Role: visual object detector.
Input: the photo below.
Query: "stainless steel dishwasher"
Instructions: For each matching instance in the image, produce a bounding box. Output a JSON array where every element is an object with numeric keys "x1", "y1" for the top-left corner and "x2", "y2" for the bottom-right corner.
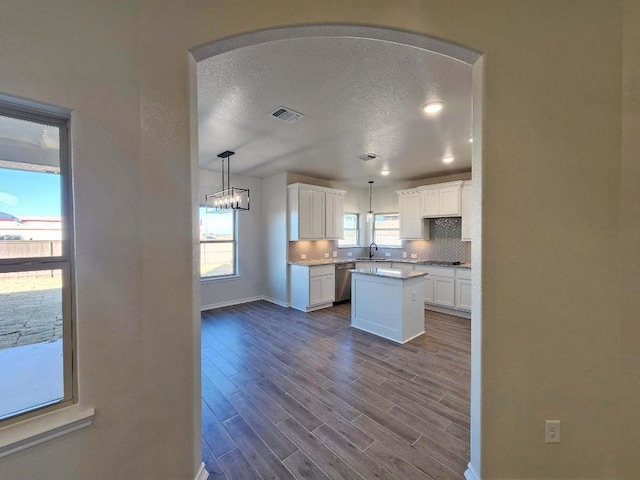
[{"x1": 335, "y1": 262, "x2": 355, "y2": 302}]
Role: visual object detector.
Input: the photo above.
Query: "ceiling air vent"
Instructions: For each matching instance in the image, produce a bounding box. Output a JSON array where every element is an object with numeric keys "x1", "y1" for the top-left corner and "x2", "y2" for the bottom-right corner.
[
  {"x1": 270, "y1": 106, "x2": 304, "y2": 123},
  {"x1": 357, "y1": 153, "x2": 380, "y2": 162}
]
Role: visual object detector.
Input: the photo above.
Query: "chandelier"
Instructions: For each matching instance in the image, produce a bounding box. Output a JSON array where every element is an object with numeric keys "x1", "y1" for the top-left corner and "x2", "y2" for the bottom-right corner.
[{"x1": 206, "y1": 150, "x2": 250, "y2": 213}]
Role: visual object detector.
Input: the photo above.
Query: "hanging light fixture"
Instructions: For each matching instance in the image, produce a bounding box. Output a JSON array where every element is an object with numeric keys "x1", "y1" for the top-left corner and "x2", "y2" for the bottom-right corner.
[
  {"x1": 205, "y1": 150, "x2": 250, "y2": 213},
  {"x1": 367, "y1": 180, "x2": 374, "y2": 223}
]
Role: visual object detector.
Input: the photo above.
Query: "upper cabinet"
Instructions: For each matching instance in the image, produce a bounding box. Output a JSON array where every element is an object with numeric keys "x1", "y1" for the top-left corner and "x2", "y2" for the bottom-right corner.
[
  {"x1": 420, "y1": 182, "x2": 462, "y2": 217},
  {"x1": 288, "y1": 183, "x2": 345, "y2": 241},
  {"x1": 398, "y1": 191, "x2": 425, "y2": 239},
  {"x1": 397, "y1": 181, "x2": 464, "y2": 240},
  {"x1": 325, "y1": 191, "x2": 344, "y2": 239},
  {"x1": 460, "y1": 180, "x2": 472, "y2": 242}
]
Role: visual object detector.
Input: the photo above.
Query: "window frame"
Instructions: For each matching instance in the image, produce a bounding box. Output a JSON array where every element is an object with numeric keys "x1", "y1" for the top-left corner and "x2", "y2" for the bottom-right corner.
[
  {"x1": 338, "y1": 212, "x2": 360, "y2": 248},
  {"x1": 372, "y1": 212, "x2": 402, "y2": 248},
  {"x1": 0, "y1": 101, "x2": 75, "y2": 426},
  {"x1": 199, "y1": 207, "x2": 237, "y2": 280}
]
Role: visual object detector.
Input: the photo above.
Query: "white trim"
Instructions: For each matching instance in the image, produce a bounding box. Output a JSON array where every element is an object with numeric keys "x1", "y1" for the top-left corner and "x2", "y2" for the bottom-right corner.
[
  {"x1": 194, "y1": 462, "x2": 209, "y2": 480},
  {"x1": 0, "y1": 406, "x2": 94, "y2": 459},
  {"x1": 200, "y1": 274, "x2": 241, "y2": 284},
  {"x1": 464, "y1": 462, "x2": 480, "y2": 480},
  {"x1": 201, "y1": 296, "x2": 264, "y2": 312},
  {"x1": 191, "y1": 25, "x2": 482, "y2": 65},
  {"x1": 262, "y1": 296, "x2": 290, "y2": 308}
]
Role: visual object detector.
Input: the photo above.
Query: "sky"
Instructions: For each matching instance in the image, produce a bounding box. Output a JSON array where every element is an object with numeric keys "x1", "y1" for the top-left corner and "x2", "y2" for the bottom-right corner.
[
  {"x1": 0, "y1": 168, "x2": 61, "y2": 217},
  {"x1": 199, "y1": 206, "x2": 234, "y2": 236}
]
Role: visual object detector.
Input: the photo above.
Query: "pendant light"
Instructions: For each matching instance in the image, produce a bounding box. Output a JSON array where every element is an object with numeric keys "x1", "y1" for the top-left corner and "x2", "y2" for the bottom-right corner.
[
  {"x1": 205, "y1": 150, "x2": 250, "y2": 213},
  {"x1": 367, "y1": 180, "x2": 374, "y2": 223}
]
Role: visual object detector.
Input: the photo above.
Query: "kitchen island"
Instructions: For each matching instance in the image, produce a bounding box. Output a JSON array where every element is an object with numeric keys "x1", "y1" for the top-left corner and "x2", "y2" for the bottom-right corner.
[{"x1": 351, "y1": 267, "x2": 428, "y2": 344}]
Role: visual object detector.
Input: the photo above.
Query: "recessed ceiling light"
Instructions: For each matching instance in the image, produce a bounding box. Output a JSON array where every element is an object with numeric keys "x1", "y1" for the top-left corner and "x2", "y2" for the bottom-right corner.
[
  {"x1": 422, "y1": 101, "x2": 444, "y2": 114},
  {"x1": 380, "y1": 169, "x2": 390, "y2": 176},
  {"x1": 442, "y1": 156, "x2": 455, "y2": 164},
  {"x1": 468, "y1": 137, "x2": 473, "y2": 143}
]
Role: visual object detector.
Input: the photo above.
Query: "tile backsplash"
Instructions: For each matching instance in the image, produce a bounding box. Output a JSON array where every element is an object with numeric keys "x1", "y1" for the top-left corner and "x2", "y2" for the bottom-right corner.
[{"x1": 288, "y1": 217, "x2": 471, "y2": 263}]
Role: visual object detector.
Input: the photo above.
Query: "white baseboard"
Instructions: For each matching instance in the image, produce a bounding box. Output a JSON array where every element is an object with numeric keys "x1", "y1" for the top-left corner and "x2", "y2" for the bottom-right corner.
[
  {"x1": 201, "y1": 296, "x2": 264, "y2": 312},
  {"x1": 194, "y1": 462, "x2": 208, "y2": 480},
  {"x1": 426, "y1": 304, "x2": 471, "y2": 319},
  {"x1": 464, "y1": 462, "x2": 480, "y2": 480},
  {"x1": 262, "y1": 296, "x2": 290, "y2": 308}
]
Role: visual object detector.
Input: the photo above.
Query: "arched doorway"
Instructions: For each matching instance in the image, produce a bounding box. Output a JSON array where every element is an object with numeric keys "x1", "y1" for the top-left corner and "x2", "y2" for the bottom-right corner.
[{"x1": 192, "y1": 25, "x2": 483, "y2": 480}]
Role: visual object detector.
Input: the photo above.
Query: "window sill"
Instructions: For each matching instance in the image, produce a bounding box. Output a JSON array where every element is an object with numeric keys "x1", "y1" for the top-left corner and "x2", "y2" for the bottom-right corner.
[
  {"x1": 201, "y1": 274, "x2": 241, "y2": 284},
  {"x1": 0, "y1": 405, "x2": 94, "y2": 459}
]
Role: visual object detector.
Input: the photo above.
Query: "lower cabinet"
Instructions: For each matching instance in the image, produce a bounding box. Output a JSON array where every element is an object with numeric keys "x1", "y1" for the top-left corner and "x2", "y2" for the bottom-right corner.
[
  {"x1": 454, "y1": 267, "x2": 472, "y2": 311},
  {"x1": 414, "y1": 265, "x2": 470, "y2": 315},
  {"x1": 290, "y1": 264, "x2": 335, "y2": 312}
]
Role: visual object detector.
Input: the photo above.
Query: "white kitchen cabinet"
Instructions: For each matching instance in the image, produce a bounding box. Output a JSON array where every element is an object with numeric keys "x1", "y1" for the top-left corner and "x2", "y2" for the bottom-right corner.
[
  {"x1": 461, "y1": 181, "x2": 472, "y2": 242},
  {"x1": 433, "y1": 276, "x2": 455, "y2": 307},
  {"x1": 289, "y1": 183, "x2": 345, "y2": 241},
  {"x1": 455, "y1": 278, "x2": 472, "y2": 311},
  {"x1": 454, "y1": 267, "x2": 472, "y2": 311},
  {"x1": 414, "y1": 265, "x2": 455, "y2": 308},
  {"x1": 439, "y1": 185, "x2": 461, "y2": 216},
  {"x1": 421, "y1": 189, "x2": 440, "y2": 217},
  {"x1": 419, "y1": 181, "x2": 463, "y2": 217},
  {"x1": 398, "y1": 192, "x2": 425, "y2": 239},
  {"x1": 325, "y1": 191, "x2": 345, "y2": 239},
  {"x1": 397, "y1": 181, "x2": 463, "y2": 222},
  {"x1": 290, "y1": 264, "x2": 335, "y2": 312}
]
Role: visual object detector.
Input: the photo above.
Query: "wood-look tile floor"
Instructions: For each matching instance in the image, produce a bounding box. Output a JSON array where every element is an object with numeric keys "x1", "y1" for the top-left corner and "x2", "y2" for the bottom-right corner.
[{"x1": 201, "y1": 300, "x2": 470, "y2": 480}]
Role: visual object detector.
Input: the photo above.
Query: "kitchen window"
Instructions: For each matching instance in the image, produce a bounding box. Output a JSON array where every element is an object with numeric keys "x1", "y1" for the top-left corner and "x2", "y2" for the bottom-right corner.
[
  {"x1": 373, "y1": 213, "x2": 401, "y2": 247},
  {"x1": 0, "y1": 102, "x2": 74, "y2": 424},
  {"x1": 199, "y1": 207, "x2": 236, "y2": 278},
  {"x1": 338, "y1": 213, "x2": 359, "y2": 247}
]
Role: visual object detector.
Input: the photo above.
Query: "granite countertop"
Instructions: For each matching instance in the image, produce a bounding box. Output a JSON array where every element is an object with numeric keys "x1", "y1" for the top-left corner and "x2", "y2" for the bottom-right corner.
[
  {"x1": 289, "y1": 258, "x2": 471, "y2": 269},
  {"x1": 288, "y1": 259, "x2": 354, "y2": 266},
  {"x1": 351, "y1": 267, "x2": 429, "y2": 280}
]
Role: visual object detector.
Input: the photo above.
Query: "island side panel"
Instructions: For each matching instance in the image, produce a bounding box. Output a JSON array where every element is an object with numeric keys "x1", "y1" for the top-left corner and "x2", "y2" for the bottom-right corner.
[
  {"x1": 401, "y1": 276, "x2": 427, "y2": 342},
  {"x1": 351, "y1": 273, "x2": 403, "y2": 342}
]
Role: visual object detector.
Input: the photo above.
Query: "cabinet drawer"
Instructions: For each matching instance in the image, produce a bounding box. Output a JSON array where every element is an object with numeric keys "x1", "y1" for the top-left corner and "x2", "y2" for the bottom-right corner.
[
  {"x1": 456, "y1": 268, "x2": 471, "y2": 280},
  {"x1": 309, "y1": 265, "x2": 335, "y2": 277}
]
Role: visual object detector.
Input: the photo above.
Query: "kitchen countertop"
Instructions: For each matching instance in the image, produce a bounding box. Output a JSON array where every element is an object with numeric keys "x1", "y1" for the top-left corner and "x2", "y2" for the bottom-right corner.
[
  {"x1": 351, "y1": 267, "x2": 429, "y2": 280},
  {"x1": 289, "y1": 258, "x2": 471, "y2": 269}
]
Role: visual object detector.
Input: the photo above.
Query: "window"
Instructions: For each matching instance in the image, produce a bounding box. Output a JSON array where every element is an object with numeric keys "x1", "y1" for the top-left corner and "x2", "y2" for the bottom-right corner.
[
  {"x1": 199, "y1": 207, "x2": 236, "y2": 278},
  {"x1": 0, "y1": 103, "x2": 73, "y2": 423},
  {"x1": 373, "y1": 213, "x2": 401, "y2": 247},
  {"x1": 338, "y1": 213, "x2": 359, "y2": 247}
]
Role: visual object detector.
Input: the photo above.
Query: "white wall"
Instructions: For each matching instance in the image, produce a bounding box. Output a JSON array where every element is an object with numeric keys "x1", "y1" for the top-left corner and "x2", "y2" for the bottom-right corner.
[
  {"x1": 0, "y1": 2, "x2": 636, "y2": 480},
  {"x1": 262, "y1": 173, "x2": 288, "y2": 305},
  {"x1": 198, "y1": 170, "x2": 264, "y2": 309},
  {"x1": 0, "y1": 2, "x2": 144, "y2": 479}
]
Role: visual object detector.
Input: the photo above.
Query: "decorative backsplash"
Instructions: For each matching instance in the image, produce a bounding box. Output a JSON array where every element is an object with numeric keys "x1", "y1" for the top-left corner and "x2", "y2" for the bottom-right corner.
[{"x1": 288, "y1": 217, "x2": 471, "y2": 263}]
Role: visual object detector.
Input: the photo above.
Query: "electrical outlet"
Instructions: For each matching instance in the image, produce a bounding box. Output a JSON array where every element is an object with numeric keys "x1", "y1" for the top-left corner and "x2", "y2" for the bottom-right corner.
[
  {"x1": 545, "y1": 420, "x2": 560, "y2": 443},
  {"x1": 385, "y1": 252, "x2": 391, "y2": 257},
  {"x1": 301, "y1": 254, "x2": 307, "y2": 260},
  {"x1": 411, "y1": 253, "x2": 418, "y2": 259},
  {"x1": 324, "y1": 253, "x2": 329, "y2": 258},
  {"x1": 332, "y1": 251, "x2": 337, "y2": 258},
  {"x1": 402, "y1": 251, "x2": 407, "y2": 258},
  {"x1": 347, "y1": 252, "x2": 352, "y2": 257}
]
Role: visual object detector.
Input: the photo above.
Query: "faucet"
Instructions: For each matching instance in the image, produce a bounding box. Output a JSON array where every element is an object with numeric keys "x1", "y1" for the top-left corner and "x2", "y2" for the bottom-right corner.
[{"x1": 368, "y1": 242, "x2": 378, "y2": 258}]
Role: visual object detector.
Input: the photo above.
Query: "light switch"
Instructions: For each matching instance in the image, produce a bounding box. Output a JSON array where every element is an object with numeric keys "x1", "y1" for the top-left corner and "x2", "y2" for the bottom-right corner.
[{"x1": 301, "y1": 254, "x2": 307, "y2": 259}]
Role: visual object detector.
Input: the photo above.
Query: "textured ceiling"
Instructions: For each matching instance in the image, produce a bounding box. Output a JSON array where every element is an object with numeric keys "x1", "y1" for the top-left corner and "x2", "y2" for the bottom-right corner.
[{"x1": 197, "y1": 37, "x2": 472, "y2": 186}]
